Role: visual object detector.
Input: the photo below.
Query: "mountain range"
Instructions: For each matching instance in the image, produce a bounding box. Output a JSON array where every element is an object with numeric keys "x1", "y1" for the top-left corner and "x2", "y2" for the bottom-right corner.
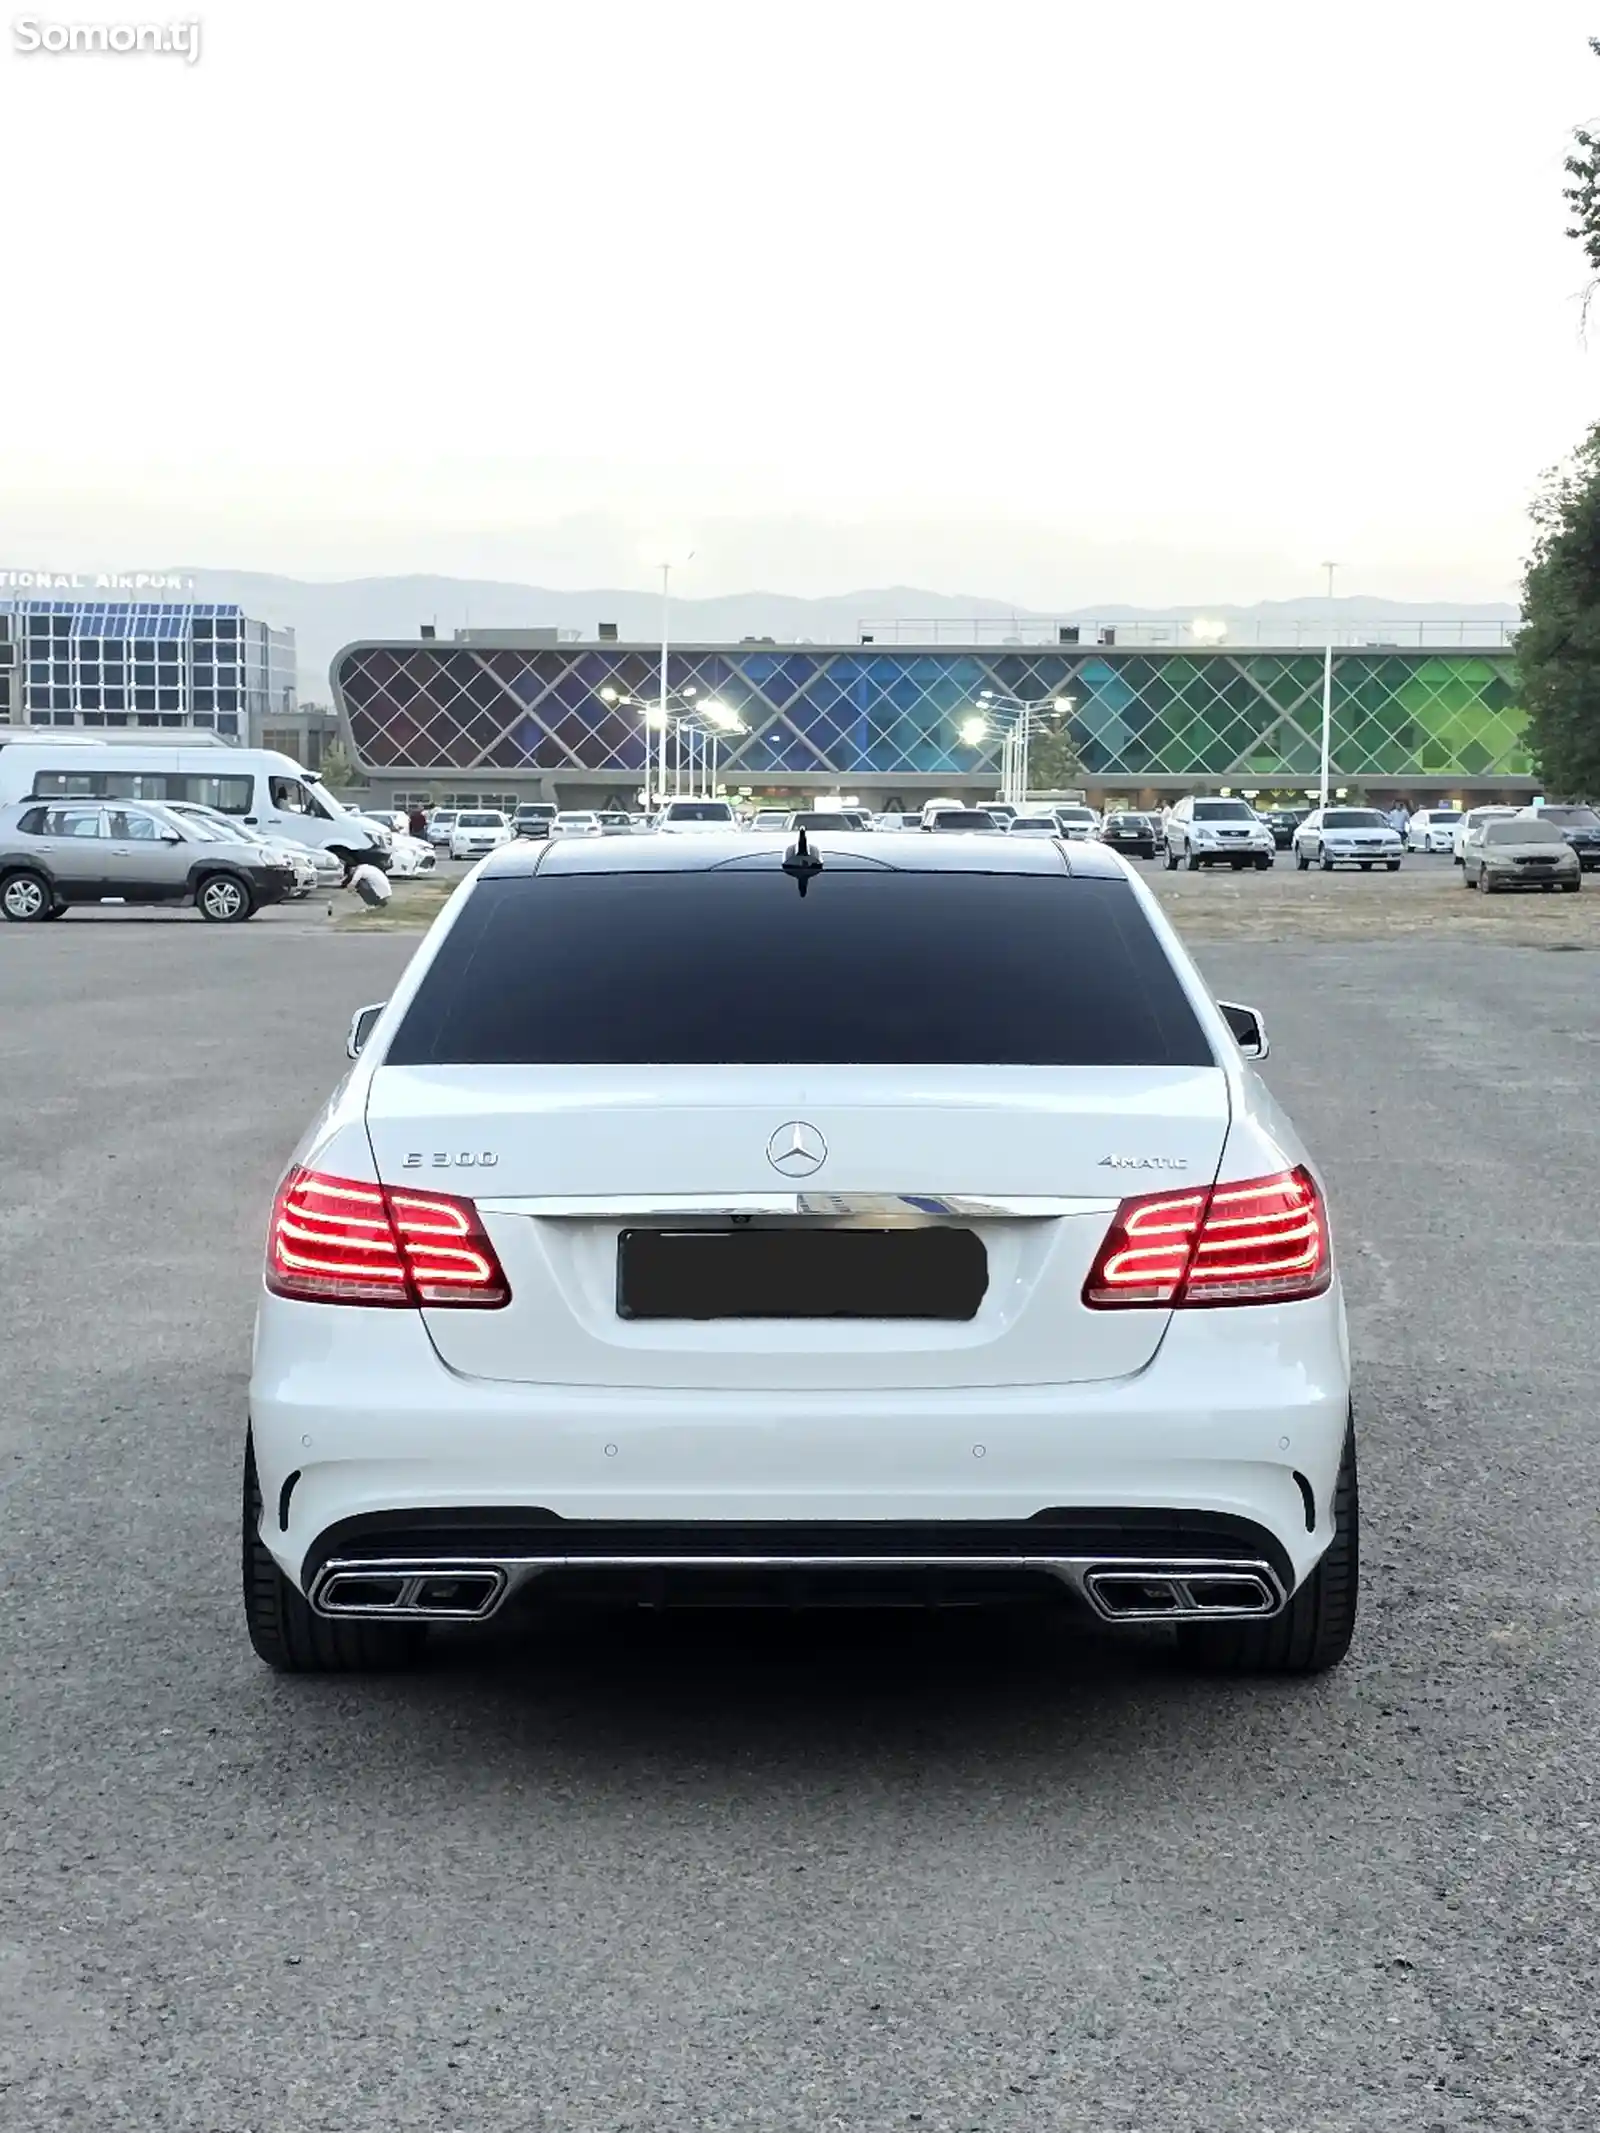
[{"x1": 156, "y1": 570, "x2": 1520, "y2": 700}]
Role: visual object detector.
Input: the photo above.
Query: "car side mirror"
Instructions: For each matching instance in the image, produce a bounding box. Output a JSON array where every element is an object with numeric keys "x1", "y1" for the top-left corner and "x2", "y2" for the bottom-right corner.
[
  {"x1": 159, "y1": 830, "x2": 183, "y2": 844},
  {"x1": 1217, "y1": 1001, "x2": 1270, "y2": 1060},
  {"x1": 346, "y1": 1001, "x2": 386, "y2": 1059}
]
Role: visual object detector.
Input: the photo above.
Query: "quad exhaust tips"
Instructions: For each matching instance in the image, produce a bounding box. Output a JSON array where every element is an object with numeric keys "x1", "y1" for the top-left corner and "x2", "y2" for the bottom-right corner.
[
  {"x1": 1082, "y1": 1564, "x2": 1281, "y2": 1622},
  {"x1": 308, "y1": 1552, "x2": 1285, "y2": 1625}
]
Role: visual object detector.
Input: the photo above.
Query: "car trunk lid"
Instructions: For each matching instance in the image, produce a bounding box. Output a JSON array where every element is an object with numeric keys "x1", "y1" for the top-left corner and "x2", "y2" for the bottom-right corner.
[{"x1": 363, "y1": 1063, "x2": 1231, "y2": 1392}]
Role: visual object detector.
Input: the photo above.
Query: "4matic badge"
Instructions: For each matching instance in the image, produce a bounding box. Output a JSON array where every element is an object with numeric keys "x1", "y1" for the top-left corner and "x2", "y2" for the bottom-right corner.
[{"x1": 1098, "y1": 1155, "x2": 1189, "y2": 1171}]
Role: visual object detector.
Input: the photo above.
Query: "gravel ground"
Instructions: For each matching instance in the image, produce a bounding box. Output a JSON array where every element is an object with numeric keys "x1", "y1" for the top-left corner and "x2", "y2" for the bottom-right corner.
[{"x1": 2, "y1": 920, "x2": 1598, "y2": 2131}]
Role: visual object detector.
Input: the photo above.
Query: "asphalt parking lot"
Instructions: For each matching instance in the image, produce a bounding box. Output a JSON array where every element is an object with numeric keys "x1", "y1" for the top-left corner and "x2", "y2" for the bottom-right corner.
[{"x1": 4, "y1": 917, "x2": 1600, "y2": 2131}]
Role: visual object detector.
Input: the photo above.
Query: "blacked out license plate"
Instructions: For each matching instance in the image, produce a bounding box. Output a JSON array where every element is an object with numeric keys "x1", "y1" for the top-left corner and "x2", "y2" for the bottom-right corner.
[{"x1": 616, "y1": 1227, "x2": 988, "y2": 1321}]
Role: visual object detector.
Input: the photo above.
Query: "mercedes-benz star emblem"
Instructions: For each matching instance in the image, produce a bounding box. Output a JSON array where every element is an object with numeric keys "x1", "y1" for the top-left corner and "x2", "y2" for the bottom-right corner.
[{"x1": 766, "y1": 1121, "x2": 828, "y2": 1177}]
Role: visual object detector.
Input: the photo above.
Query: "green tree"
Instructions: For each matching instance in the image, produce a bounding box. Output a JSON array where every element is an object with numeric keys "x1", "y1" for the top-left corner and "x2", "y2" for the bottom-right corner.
[
  {"x1": 1518, "y1": 425, "x2": 1600, "y2": 798},
  {"x1": 1565, "y1": 42, "x2": 1600, "y2": 293},
  {"x1": 318, "y1": 739, "x2": 360, "y2": 790},
  {"x1": 1027, "y1": 706, "x2": 1085, "y2": 794}
]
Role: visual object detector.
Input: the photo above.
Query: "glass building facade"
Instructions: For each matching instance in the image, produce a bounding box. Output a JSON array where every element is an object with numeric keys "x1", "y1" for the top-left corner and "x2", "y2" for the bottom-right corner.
[
  {"x1": 0, "y1": 601, "x2": 296, "y2": 743},
  {"x1": 335, "y1": 639, "x2": 1529, "y2": 800}
]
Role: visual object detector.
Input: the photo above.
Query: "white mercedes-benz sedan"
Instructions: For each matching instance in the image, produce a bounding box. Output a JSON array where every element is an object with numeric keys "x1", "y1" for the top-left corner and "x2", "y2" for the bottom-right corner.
[{"x1": 245, "y1": 831, "x2": 1356, "y2": 1678}]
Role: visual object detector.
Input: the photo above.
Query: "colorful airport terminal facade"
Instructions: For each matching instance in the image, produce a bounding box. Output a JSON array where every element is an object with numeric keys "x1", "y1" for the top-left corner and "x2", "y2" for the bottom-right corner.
[{"x1": 334, "y1": 630, "x2": 1531, "y2": 816}]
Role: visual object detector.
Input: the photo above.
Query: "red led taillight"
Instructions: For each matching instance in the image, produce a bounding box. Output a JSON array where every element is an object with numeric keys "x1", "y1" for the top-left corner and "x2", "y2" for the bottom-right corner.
[
  {"x1": 1082, "y1": 1165, "x2": 1330, "y2": 1310},
  {"x1": 265, "y1": 1167, "x2": 510, "y2": 1309}
]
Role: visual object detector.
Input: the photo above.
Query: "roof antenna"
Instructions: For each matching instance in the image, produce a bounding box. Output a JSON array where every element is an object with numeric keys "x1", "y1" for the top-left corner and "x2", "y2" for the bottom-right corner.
[{"x1": 782, "y1": 824, "x2": 824, "y2": 895}]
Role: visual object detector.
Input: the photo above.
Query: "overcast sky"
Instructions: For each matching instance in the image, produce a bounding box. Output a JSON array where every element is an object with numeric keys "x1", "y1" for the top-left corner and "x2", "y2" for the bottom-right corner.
[{"x1": 3, "y1": 0, "x2": 1596, "y2": 604}]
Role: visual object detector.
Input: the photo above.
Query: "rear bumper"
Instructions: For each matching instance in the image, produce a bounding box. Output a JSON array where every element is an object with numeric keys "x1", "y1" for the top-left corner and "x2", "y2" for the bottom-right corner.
[{"x1": 249, "y1": 1287, "x2": 1352, "y2": 1602}]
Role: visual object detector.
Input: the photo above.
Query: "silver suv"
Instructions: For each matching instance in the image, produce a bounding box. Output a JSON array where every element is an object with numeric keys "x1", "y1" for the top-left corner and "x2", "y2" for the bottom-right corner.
[
  {"x1": 1164, "y1": 798, "x2": 1276, "y2": 871},
  {"x1": 0, "y1": 800, "x2": 296, "y2": 922}
]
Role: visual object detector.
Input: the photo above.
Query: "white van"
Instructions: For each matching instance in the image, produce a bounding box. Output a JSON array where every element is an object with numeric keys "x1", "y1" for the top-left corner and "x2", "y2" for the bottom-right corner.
[{"x1": 0, "y1": 740, "x2": 390, "y2": 871}]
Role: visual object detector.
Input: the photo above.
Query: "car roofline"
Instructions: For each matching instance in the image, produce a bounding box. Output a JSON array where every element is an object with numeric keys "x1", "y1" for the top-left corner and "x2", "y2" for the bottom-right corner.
[{"x1": 476, "y1": 830, "x2": 1135, "y2": 879}]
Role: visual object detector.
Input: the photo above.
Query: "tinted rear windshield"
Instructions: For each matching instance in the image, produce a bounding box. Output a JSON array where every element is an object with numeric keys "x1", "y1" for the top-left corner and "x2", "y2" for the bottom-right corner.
[
  {"x1": 388, "y1": 872, "x2": 1214, "y2": 1068},
  {"x1": 1538, "y1": 808, "x2": 1599, "y2": 826},
  {"x1": 1322, "y1": 810, "x2": 1385, "y2": 828},
  {"x1": 1192, "y1": 800, "x2": 1253, "y2": 821},
  {"x1": 664, "y1": 803, "x2": 734, "y2": 822}
]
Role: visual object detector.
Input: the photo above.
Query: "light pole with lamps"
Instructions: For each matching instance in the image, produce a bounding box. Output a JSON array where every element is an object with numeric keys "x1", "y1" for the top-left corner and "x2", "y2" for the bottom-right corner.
[
  {"x1": 599, "y1": 683, "x2": 701, "y2": 807},
  {"x1": 656, "y1": 552, "x2": 695, "y2": 807},
  {"x1": 696, "y1": 698, "x2": 745, "y2": 797},
  {"x1": 972, "y1": 689, "x2": 1077, "y2": 805},
  {"x1": 1319, "y1": 561, "x2": 1338, "y2": 809}
]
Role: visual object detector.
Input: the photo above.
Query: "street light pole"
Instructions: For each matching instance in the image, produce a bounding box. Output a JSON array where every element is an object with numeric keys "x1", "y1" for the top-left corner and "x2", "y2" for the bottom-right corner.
[
  {"x1": 1319, "y1": 561, "x2": 1337, "y2": 809},
  {"x1": 657, "y1": 563, "x2": 671, "y2": 812}
]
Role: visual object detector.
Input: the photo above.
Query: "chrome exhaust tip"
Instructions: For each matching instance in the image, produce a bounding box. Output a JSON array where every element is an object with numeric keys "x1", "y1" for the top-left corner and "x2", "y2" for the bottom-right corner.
[
  {"x1": 312, "y1": 1562, "x2": 508, "y2": 1622},
  {"x1": 1083, "y1": 1562, "x2": 1281, "y2": 1623}
]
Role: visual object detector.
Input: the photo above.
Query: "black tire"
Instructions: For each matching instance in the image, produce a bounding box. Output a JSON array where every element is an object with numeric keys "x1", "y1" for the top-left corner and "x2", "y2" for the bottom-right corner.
[
  {"x1": 1295, "y1": 846, "x2": 1309, "y2": 871},
  {"x1": 1177, "y1": 1422, "x2": 1359, "y2": 1676},
  {"x1": 1185, "y1": 850, "x2": 1201, "y2": 871},
  {"x1": 241, "y1": 1436, "x2": 425, "y2": 1674},
  {"x1": 1, "y1": 870, "x2": 53, "y2": 922},
  {"x1": 1563, "y1": 878, "x2": 1582, "y2": 893},
  {"x1": 1320, "y1": 851, "x2": 1335, "y2": 872},
  {"x1": 1255, "y1": 855, "x2": 1272, "y2": 870},
  {"x1": 1386, "y1": 861, "x2": 1401, "y2": 872},
  {"x1": 1164, "y1": 844, "x2": 1180, "y2": 871},
  {"x1": 1479, "y1": 868, "x2": 1498, "y2": 895},
  {"x1": 196, "y1": 872, "x2": 256, "y2": 923}
]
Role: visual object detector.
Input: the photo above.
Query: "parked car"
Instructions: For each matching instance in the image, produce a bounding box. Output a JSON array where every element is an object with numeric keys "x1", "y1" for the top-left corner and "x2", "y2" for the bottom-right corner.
[
  {"x1": 1051, "y1": 805, "x2": 1101, "y2": 842},
  {"x1": 1461, "y1": 816, "x2": 1581, "y2": 893},
  {"x1": 552, "y1": 810, "x2": 604, "y2": 839},
  {"x1": 787, "y1": 810, "x2": 861, "y2": 833},
  {"x1": 598, "y1": 810, "x2": 636, "y2": 835},
  {"x1": 1293, "y1": 808, "x2": 1402, "y2": 872},
  {"x1": 656, "y1": 799, "x2": 739, "y2": 833},
  {"x1": 1406, "y1": 808, "x2": 1462, "y2": 854},
  {"x1": 449, "y1": 811, "x2": 513, "y2": 861},
  {"x1": 922, "y1": 809, "x2": 1002, "y2": 833},
  {"x1": 1520, "y1": 804, "x2": 1600, "y2": 871},
  {"x1": 425, "y1": 809, "x2": 459, "y2": 849},
  {"x1": 0, "y1": 799, "x2": 296, "y2": 921},
  {"x1": 1097, "y1": 811, "x2": 1159, "y2": 859},
  {"x1": 386, "y1": 832, "x2": 438, "y2": 876},
  {"x1": 1164, "y1": 798, "x2": 1275, "y2": 871},
  {"x1": 984, "y1": 803, "x2": 1018, "y2": 826},
  {"x1": 512, "y1": 804, "x2": 558, "y2": 841},
  {"x1": 750, "y1": 808, "x2": 792, "y2": 831},
  {"x1": 1451, "y1": 806, "x2": 1520, "y2": 864},
  {"x1": 1258, "y1": 808, "x2": 1307, "y2": 849},
  {"x1": 162, "y1": 800, "x2": 326, "y2": 897},
  {"x1": 244, "y1": 829, "x2": 1355, "y2": 1679},
  {"x1": 1007, "y1": 813, "x2": 1065, "y2": 837}
]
